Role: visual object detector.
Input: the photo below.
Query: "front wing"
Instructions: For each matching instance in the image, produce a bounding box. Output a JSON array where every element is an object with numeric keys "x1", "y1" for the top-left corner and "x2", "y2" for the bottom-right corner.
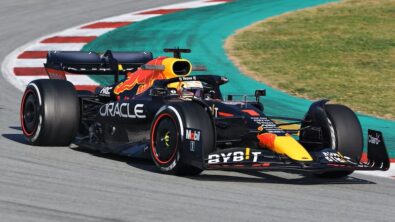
[{"x1": 204, "y1": 130, "x2": 390, "y2": 173}]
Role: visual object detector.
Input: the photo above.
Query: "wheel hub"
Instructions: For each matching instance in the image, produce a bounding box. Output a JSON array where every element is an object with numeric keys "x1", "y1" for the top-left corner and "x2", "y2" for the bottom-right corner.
[
  {"x1": 161, "y1": 131, "x2": 171, "y2": 148},
  {"x1": 152, "y1": 115, "x2": 178, "y2": 164}
]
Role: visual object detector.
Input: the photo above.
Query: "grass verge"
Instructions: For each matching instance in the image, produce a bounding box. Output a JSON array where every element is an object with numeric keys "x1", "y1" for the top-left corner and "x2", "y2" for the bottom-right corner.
[{"x1": 225, "y1": 0, "x2": 395, "y2": 119}]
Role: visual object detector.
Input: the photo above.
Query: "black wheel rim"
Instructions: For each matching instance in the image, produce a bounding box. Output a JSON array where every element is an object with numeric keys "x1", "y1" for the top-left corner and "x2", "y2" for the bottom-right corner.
[
  {"x1": 153, "y1": 117, "x2": 178, "y2": 164},
  {"x1": 23, "y1": 92, "x2": 39, "y2": 135}
]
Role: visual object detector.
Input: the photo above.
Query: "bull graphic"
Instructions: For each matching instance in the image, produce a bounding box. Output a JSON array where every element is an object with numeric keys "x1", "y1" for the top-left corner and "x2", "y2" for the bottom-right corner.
[{"x1": 114, "y1": 56, "x2": 192, "y2": 95}]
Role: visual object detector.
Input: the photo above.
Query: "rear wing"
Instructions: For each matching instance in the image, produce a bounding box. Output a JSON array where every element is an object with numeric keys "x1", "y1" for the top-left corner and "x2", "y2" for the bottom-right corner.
[{"x1": 44, "y1": 50, "x2": 153, "y2": 82}]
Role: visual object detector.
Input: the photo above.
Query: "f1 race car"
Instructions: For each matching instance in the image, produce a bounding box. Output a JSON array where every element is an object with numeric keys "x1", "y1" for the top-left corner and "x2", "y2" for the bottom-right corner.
[{"x1": 20, "y1": 48, "x2": 390, "y2": 178}]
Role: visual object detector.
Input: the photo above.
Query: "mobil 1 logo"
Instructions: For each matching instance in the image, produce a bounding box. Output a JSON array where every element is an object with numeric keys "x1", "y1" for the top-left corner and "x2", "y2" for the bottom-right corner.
[{"x1": 184, "y1": 128, "x2": 201, "y2": 152}]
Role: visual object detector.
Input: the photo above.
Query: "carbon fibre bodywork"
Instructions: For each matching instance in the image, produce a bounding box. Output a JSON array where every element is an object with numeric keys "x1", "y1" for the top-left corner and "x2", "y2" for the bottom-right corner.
[
  {"x1": 25, "y1": 49, "x2": 390, "y2": 174},
  {"x1": 75, "y1": 75, "x2": 390, "y2": 173}
]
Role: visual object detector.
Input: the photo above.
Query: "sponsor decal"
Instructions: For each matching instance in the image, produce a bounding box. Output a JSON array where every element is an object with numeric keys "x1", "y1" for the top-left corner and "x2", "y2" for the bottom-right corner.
[
  {"x1": 252, "y1": 117, "x2": 284, "y2": 134},
  {"x1": 210, "y1": 104, "x2": 218, "y2": 117},
  {"x1": 368, "y1": 133, "x2": 381, "y2": 145},
  {"x1": 185, "y1": 129, "x2": 200, "y2": 141},
  {"x1": 190, "y1": 141, "x2": 195, "y2": 152},
  {"x1": 322, "y1": 152, "x2": 354, "y2": 164},
  {"x1": 208, "y1": 149, "x2": 262, "y2": 164},
  {"x1": 99, "y1": 86, "x2": 112, "y2": 97},
  {"x1": 99, "y1": 103, "x2": 146, "y2": 118},
  {"x1": 180, "y1": 76, "x2": 196, "y2": 81}
]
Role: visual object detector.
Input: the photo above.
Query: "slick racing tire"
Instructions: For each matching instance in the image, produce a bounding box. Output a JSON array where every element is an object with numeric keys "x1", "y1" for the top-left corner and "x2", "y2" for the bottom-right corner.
[
  {"x1": 20, "y1": 79, "x2": 80, "y2": 146},
  {"x1": 314, "y1": 104, "x2": 363, "y2": 178},
  {"x1": 150, "y1": 103, "x2": 214, "y2": 176}
]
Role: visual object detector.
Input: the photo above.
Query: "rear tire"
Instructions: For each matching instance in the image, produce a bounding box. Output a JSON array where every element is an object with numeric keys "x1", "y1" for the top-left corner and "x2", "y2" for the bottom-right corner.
[
  {"x1": 20, "y1": 79, "x2": 80, "y2": 146},
  {"x1": 314, "y1": 104, "x2": 363, "y2": 178}
]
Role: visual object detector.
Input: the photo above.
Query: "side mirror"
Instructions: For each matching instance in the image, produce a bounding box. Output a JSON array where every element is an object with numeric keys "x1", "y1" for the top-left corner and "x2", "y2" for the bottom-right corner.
[
  {"x1": 255, "y1": 89, "x2": 266, "y2": 102},
  {"x1": 255, "y1": 89, "x2": 266, "y2": 97}
]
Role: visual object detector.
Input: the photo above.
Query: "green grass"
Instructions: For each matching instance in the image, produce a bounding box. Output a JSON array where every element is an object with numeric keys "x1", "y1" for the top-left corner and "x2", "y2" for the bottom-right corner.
[{"x1": 226, "y1": 0, "x2": 395, "y2": 119}]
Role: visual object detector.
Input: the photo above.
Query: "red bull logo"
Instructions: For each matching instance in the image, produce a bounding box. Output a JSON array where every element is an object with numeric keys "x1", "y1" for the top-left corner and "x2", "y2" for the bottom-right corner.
[
  {"x1": 114, "y1": 57, "x2": 167, "y2": 95},
  {"x1": 114, "y1": 56, "x2": 192, "y2": 96},
  {"x1": 114, "y1": 69, "x2": 166, "y2": 95}
]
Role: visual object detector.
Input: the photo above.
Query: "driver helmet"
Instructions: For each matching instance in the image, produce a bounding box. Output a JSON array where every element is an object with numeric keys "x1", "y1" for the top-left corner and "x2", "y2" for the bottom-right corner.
[{"x1": 178, "y1": 81, "x2": 203, "y2": 98}]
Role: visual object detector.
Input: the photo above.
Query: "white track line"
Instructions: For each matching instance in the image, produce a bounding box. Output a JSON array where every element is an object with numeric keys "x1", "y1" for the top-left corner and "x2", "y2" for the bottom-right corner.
[
  {"x1": 56, "y1": 28, "x2": 114, "y2": 36},
  {"x1": 98, "y1": 14, "x2": 160, "y2": 22},
  {"x1": 14, "y1": 59, "x2": 46, "y2": 67},
  {"x1": 161, "y1": 1, "x2": 227, "y2": 9},
  {"x1": 17, "y1": 75, "x2": 99, "y2": 86},
  {"x1": 25, "y1": 43, "x2": 86, "y2": 51}
]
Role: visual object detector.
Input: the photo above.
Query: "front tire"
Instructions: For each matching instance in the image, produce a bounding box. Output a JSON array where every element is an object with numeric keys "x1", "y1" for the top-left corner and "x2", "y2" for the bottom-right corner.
[
  {"x1": 314, "y1": 104, "x2": 363, "y2": 178},
  {"x1": 20, "y1": 79, "x2": 80, "y2": 146},
  {"x1": 150, "y1": 103, "x2": 214, "y2": 176}
]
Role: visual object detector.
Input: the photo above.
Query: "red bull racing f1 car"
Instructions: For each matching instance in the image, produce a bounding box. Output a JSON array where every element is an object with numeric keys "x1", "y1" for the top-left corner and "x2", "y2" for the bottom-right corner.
[{"x1": 20, "y1": 48, "x2": 390, "y2": 178}]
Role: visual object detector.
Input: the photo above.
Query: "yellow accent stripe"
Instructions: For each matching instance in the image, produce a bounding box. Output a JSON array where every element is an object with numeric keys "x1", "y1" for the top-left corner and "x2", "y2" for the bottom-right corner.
[{"x1": 245, "y1": 147, "x2": 250, "y2": 160}]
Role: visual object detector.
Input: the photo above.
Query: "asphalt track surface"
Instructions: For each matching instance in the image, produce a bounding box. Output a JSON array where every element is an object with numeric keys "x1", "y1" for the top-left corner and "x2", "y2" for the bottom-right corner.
[{"x1": 0, "y1": 1, "x2": 394, "y2": 222}]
